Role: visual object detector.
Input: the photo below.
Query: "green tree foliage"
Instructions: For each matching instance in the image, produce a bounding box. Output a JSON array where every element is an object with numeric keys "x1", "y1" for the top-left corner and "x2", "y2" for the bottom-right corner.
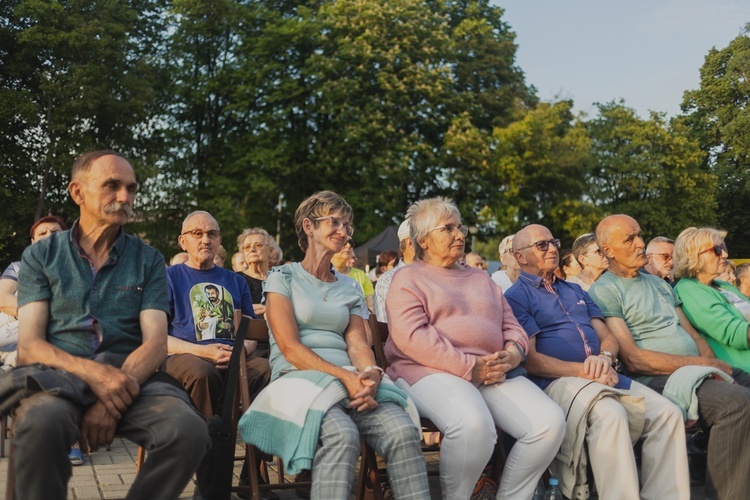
[
  {"x1": 682, "y1": 24, "x2": 750, "y2": 254},
  {"x1": 134, "y1": 0, "x2": 247, "y2": 257},
  {"x1": 0, "y1": 0, "x2": 169, "y2": 265},
  {"x1": 216, "y1": 0, "x2": 534, "y2": 260},
  {"x1": 586, "y1": 101, "x2": 717, "y2": 240},
  {"x1": 490, "y1": 100, "x2": 596, "y2": 244}
]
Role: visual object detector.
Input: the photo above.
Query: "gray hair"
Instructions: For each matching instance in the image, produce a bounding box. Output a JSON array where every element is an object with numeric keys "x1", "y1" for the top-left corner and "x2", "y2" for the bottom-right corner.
[
  {"x1": 498, "y1": 234, "x2": 514, "y2": 258},
  {"x1": 407, "y1": 197, "x2": 461, "y2": 260},
  {"x1": 237, "y1": 227, "x2": 275, "y2": 253},
  {"x1": 646, "y1": 236, "x2": 674, "y2": 251},
  {"x1": 572, "y1": 233, "x2": 597, "y2": 261},
  {"x1": 736, "y1": 263, "x2": 750, "y2": 281},
  {"x1": 181, "y1": 211, "x2": 219, "y2": 233}
]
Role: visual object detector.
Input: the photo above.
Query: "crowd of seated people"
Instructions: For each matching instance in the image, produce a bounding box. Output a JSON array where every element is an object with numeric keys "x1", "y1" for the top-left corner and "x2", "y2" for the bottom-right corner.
[{"x1": 7, "y1": 149, "x2": 750, "y2": 500}]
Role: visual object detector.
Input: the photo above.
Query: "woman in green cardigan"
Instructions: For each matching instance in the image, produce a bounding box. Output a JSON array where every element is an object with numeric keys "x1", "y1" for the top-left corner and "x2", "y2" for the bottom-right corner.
[{"x1": 674, "y1": 227, "x2": 750, "y2": 371}]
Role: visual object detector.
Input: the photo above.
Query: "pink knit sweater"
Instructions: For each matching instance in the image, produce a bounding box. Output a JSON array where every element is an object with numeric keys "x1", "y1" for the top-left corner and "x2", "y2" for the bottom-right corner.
[{"x1": 384, "y1": 260, "x2": 529, "y2": 385}]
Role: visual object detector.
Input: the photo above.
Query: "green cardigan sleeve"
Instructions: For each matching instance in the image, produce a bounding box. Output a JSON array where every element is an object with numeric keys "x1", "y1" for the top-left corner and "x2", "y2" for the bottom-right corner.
[{"x1": 675, "y1": 278, "x2": 750, "y2": 350}]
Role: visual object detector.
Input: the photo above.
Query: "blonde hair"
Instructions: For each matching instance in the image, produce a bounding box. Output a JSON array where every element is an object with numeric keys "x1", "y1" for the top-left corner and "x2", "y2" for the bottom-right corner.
[
  {"x1": 294, "y1": 191, "x2": 353, "y2": 252},
  {"x1": 673, "y1": 227, "x2": 727, "y2": 278}
]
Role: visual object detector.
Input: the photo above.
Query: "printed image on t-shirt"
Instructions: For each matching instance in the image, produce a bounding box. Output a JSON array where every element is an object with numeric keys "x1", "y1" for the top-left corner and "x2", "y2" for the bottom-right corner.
[{"x1": 191, "y1": 282, "x2": 236, "y2": 341}]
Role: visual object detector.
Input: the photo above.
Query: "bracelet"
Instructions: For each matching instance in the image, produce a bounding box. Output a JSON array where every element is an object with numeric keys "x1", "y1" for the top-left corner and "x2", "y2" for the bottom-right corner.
[{"x1": 363, "y1": 365, "x2": 385, "y2": 376}]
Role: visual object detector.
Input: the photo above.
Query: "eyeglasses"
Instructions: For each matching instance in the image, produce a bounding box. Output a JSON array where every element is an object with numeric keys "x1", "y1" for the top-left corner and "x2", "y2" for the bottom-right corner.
[
  {"x1": 314, "y1": 216, "x2": 354, "y2": 237},
  {"x1": 516, "y1": 239, "x2": 561, "y2": 253},
  {"x1": 647, "y1": 252, "x2": 673, "y2": 261},
  {"x1": 429, "y1": 224, "x2": 469, "y2": 236},
  {"x1": 699, "y1": 242, "x2": 727, "y2": 257},
  {"x1": 182, "y1": 229, "x2": 221, "y2": 240}
]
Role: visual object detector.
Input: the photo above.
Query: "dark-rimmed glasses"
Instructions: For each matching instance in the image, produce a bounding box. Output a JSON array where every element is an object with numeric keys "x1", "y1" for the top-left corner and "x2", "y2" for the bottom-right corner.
[
  {"x1": 314, "y1": 216, "x2": 354, "y2": 237},
  {"x1": 429, "y1": 224, "x2": 468, "y2": 236},
  {"x1": 647, "y1": 252, "x2": 672, "y2": 261},
  {"x1": 182, "y1": 229, "x2": 221, "y2": 240},
  {"x1": 516, "y1": 239, "x2": 561, "y2": 253},
  {"x1": 700, "y1": 242, "x2": 727, "y2": 257}
]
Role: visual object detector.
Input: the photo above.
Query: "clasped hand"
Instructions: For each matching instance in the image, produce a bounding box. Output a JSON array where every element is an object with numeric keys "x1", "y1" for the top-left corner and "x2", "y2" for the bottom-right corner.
[
  {"x1": 472, "y1": 350, "x2": 519, "y2": 385},
  {"x1": 80, "y1": 364, "x2": 140, "y2": 454},
  {"x1": 343, "y1": 370, "x2": 381, "y2": 412},
  {"x1": 201, "y1": 343, "x2": 233, "y2": 369},
  {"x1": 582, "y1": 355, "x2": 618, "y2": 387},
  {"x1": 86, "y1": 363, "x2": 139, "y2": 420}
]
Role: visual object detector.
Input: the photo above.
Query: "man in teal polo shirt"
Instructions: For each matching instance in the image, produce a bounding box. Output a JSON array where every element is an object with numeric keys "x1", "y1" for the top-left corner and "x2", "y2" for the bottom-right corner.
[{"x1": 14, "y1": 150, "x2": 210, "y2": 500}]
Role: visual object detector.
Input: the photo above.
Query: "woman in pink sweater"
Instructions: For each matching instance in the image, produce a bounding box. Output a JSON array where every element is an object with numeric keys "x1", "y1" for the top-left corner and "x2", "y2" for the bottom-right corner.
[{"x1": 385, "y1": 197, "x2": 565, "y2": 500}]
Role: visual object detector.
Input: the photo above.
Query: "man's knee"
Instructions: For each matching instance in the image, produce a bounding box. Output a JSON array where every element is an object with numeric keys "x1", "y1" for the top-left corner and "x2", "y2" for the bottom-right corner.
[
  {"x1": 589, "y1": 398, "x2": 629, "y2": 428},
  {"x1": 146, "y1": 397, "x2": 210, "y2": 455},
  {"x1": 712, "y1": 386, "x2": 750, "y2": 425},
  {"x1": 13, "y1": 393, "x2": 79, "y2": 444},
  {"x1": 183, "y1": 356, "x2": 222, "y2": 387}
]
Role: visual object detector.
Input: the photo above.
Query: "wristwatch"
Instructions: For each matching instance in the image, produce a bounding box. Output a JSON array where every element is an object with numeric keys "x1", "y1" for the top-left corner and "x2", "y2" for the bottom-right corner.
[{"x1": 600, "y1": 351, "x2": 614, "y2": 362}]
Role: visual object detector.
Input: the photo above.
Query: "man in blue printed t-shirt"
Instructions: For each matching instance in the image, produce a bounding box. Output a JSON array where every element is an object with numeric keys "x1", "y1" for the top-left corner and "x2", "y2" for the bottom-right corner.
[
  {"x1": 505, "y1": 224, "x2": 689, "y2": 500},
  {"x1": 13, "y1": 150, "x2": 209, "y2": 500},
  {"x1": 164, "y1": 210, "x2": 271, "y2": 499}
]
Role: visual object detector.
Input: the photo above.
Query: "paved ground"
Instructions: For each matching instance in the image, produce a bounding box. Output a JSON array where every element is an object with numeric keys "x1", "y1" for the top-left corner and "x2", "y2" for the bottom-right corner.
[
  {"x1": 0, "y1": 434, "x2": 706, "y2": 499},
  {"x1": 0, "y1": 435, "x2": 443, "y2": 499}
]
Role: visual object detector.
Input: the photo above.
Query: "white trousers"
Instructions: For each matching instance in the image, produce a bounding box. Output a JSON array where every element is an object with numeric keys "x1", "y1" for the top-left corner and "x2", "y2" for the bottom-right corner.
[
  {"x1": 397, "y1": 374, "x2": 565, "y2": 500},
  {"x1": 580, "y1": 380, "x2": 690, "y2": 500}
]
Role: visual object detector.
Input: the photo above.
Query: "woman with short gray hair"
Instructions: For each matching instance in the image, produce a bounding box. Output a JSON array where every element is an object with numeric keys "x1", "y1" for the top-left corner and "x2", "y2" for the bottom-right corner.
[
  {"x1": 237, "y1": 227, "x2": 275, "y2": 316},
  {"x1": 386, "y1": 196, "x2": 565, "y2": 500}
]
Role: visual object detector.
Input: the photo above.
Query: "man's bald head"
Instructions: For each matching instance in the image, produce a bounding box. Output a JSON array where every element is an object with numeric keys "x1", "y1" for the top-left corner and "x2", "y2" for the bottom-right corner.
[
  {"x1": 596, "y1": 214, "x2": 637, "y2": 248},
  {"x1": 181, "y1": 211, "x2": 220, "y2": 234},
  {"x1": 513, "y1": 224, "x2": 558, "y2": 277},
  {"x1": 596, "y1": 214, "x2": 647, "y2": 277},
  {"x1": 512, "y1": 224, "x2": 550, "y2": 253}
]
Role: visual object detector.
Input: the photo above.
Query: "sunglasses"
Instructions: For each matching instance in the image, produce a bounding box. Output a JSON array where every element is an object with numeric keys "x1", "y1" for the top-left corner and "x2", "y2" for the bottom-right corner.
[
  {"x1": 699, "y1": 242, "x2": 727, "y2": 257},
  {"x1": 516, "y1": 239, "x2": 561, "y2": 253}
]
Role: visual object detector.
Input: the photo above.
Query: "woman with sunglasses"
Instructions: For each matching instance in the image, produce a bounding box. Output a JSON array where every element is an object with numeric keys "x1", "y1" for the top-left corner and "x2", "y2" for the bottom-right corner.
[
  {"x1": 674, "y1": 227, "x2": 750, "y2": 371},
  {"x1": 385, "y1": 197, "x2": 565, "y2": 500}
]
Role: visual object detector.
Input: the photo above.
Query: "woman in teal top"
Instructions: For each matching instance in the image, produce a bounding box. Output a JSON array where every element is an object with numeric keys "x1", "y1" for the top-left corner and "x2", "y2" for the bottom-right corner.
[
  {"x1": 674, "y1": 226, "x2": 750, "y2": 371},
  {"x1": 263, "y1": 190, "x2": 428, "y2": 500}
]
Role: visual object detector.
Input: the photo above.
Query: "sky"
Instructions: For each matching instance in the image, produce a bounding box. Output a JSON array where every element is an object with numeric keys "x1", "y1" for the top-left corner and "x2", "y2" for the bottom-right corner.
[{"x1": 496, "y1": 0, "x2": 750, "y2": 118}]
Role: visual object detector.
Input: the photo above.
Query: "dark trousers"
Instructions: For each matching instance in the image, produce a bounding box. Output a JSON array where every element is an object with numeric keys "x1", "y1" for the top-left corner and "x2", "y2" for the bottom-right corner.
[
  {"x1": 12, "y1": 391, "x2": 210, "y2": 500},
  {"x1": 162, "y1": 352, "x2": 270, "y2": 420},
  {"x1": 647, "y1": 368, "x2": 750, "y2": 500},
  {"x1": 163, "y1": 352, "x2": 271, "y2": 497}
]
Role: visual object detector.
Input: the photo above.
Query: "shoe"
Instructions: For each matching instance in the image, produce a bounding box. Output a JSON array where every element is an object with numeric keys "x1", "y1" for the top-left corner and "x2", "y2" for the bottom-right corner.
[
  {"x1": 294, "y1": 469, "x2": 312, "y2": 499},
  {"x1": 68, "y1": 443, "x2": 84, "y2": 466}
]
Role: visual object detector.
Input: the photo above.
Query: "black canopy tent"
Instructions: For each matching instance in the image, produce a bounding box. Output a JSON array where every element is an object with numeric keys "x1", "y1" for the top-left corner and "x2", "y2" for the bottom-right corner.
[{"x1": 354, "y1": 226, "x2": 399, "y2": 270}]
